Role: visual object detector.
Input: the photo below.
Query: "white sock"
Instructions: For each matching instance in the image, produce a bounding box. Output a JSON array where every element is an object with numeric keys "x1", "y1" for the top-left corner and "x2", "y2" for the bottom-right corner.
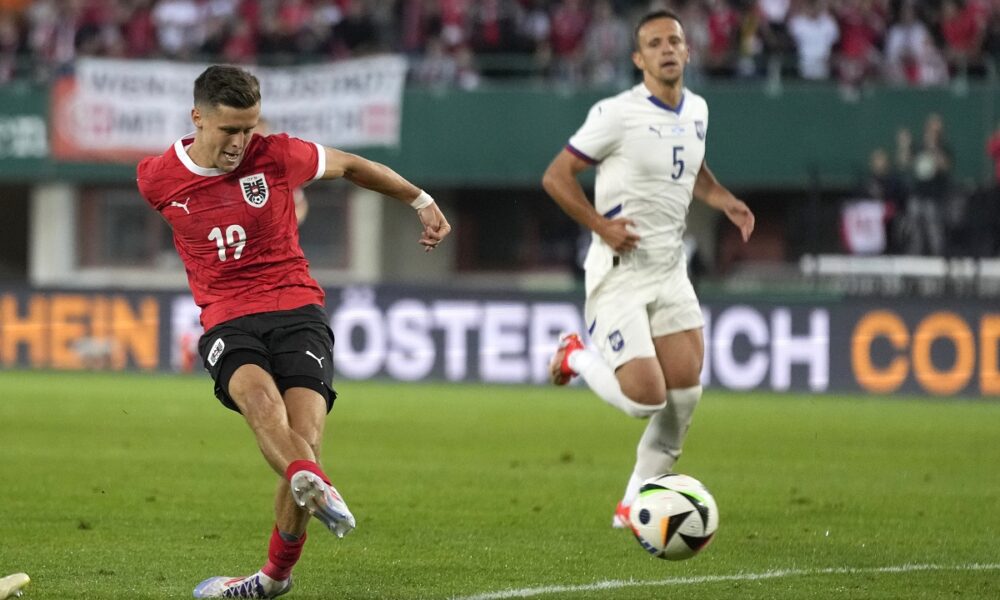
[
  {"x1": 255, "y1": 571, "x2": 282, "y2": 589},
  {"x1": 621, "y1": 385, "x2": 703, "y2": 505},
  {"x1": 567, "y1": 348, "x2": 665, "y2": 419},
  {"x1": 621, "y1": 472, "x2": 644, "y2": 507}
]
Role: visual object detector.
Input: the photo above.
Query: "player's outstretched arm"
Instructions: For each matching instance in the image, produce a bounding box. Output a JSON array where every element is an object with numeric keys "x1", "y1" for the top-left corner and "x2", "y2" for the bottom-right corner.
[
  {"x1": 322, "y1": 146, "x2": 451, "y2": 251},
  {"x1": 542, "y1": 149, "x2": 640, "y2": 253},
  {"x1": 694, "y1": 163, "x2": 755, "y2": 242}
]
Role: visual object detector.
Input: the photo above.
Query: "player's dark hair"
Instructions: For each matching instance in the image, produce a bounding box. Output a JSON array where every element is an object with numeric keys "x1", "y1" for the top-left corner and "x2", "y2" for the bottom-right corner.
[
  {"x1": 193, "y1": 65, "x2": 261, "y2": 110},
  {"x1": 633, "y1": 10, "x2": 684, "y2": 49}
]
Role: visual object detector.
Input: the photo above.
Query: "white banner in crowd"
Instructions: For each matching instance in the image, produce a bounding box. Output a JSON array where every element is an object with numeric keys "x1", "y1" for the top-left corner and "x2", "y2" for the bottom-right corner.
[{"x1": 57, "y1": 56, "x2": 408, "y2": 156}]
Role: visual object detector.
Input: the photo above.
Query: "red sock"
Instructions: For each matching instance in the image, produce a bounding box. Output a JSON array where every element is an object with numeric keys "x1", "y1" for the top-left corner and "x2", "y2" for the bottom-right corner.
[
  {"x1": 285, "y1": 459, "x2": 331, "y2": 485},
  {"x1": 262, "y1": 526, "x2": 306, "y2": 582}
]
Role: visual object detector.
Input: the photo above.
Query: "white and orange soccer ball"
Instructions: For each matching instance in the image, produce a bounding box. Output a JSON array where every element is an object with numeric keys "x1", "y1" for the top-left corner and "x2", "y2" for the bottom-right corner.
[{"x1": 628, "y1": 474, "x2": 719, "y2": 560}]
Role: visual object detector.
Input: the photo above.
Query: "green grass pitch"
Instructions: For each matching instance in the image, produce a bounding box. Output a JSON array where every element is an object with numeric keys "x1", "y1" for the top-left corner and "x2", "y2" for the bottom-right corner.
[{"x1": 1, "y1": 370, "x2": 998, "y2": 599}]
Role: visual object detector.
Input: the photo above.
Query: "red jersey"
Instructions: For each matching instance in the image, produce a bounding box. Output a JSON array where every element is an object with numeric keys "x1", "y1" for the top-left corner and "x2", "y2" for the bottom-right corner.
[{"x1": 137, "y1": 133, "x2": 326, "y2": 330}]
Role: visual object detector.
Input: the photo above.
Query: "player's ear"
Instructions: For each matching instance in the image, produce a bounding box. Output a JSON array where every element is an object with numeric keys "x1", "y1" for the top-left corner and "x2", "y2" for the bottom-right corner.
[
  {"x1": 191, "y1": 107, "x2": 203, "y2": 129},
  {"x1": 631, "y1": 50, "x2": 643, "y2": 71}
]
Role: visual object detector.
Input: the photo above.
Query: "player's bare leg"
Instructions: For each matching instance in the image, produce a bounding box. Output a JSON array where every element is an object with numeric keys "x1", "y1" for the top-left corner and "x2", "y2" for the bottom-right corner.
[
  {"x1": 282, "y1": 387, "x2": 355, "y2": 537},
  {"x1": 274, "y1": 387, "x2": 327, "y2": 537},
  {"x1": 228, "y1": 365, "x2": 319, "y2": 473},
  {"x1": 548, "y1": 333, "x2": 666, "y2": 418},
  {"x1": 616, "y1": 329, "x2": 705, "y2": 527},
  {"x1": 227, "y1": 374, "x2": 355, "y2": 538},
  {"x1": 194, "y1": 383, "x2": 352, "y2": 598}
]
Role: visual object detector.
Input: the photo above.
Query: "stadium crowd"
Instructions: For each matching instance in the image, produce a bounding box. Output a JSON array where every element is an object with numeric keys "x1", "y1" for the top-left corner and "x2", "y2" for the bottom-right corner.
[{"x1": 0, "y1": 0, "x2": 999, "y2": 90}]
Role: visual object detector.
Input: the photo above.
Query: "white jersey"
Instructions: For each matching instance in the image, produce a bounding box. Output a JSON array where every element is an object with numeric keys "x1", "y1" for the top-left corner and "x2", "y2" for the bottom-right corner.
[{"x1": 567, "y1": 83, "x2": 708, "y2": 295}]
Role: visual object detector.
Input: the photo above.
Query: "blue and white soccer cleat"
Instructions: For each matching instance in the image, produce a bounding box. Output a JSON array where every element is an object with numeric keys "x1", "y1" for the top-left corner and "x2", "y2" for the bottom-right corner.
[
  {"x1": 290, "y1": 470, "x2": 356, "y2": 538},
  {"x1": 0, "y1": 573, "x2": 29, "y2": 599},
  {"x1": 193, "y1": 571, "x2": 291, "y2": 599}
]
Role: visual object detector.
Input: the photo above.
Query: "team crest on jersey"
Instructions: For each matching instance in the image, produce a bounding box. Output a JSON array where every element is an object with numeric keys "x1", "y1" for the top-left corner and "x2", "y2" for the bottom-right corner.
[
  {"x1": 695, "y1": 120, "x2": 706, "y2": 140},
  {"x1": 239, "y1": 173, "x2": 269, "y2": 207},
  {"x1": 609, "y1": 330, "x2": 625, "y2": 352}
]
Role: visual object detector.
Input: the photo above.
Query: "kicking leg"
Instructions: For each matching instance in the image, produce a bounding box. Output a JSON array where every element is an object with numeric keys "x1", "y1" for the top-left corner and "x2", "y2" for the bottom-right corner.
[
  {"x1": 194, "y1": 386, "x2": 350, "y2": 598},
  {"x1": 550, "y1": 333, "x2": 666, "y2": 418},
  {"x1": 227, "y1": 364, "x2": 318, "y2": 475}
]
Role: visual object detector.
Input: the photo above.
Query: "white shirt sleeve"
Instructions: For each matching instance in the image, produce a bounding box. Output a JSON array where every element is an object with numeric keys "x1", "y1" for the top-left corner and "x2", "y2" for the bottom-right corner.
[{"x1": 567, "y1": 99, "x2": 622, "y2": 164}]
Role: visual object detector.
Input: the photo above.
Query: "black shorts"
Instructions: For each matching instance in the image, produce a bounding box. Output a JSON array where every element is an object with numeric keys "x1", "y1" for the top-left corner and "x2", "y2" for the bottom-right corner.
[{"x1": 198, "y1": 304, "x2": 337, "y2": 413}]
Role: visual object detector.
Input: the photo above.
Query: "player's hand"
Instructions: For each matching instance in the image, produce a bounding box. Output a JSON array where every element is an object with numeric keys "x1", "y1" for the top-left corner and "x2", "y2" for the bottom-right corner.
[
  {"x1": 725, "y1": 199, "x2": 755, "y2": 242},
  {"x1": 417, "y1": 203, "x2": 452, "y2": 252},
  {"x1": 598, "y1": 218, "x2": 640, "y2": 254}
]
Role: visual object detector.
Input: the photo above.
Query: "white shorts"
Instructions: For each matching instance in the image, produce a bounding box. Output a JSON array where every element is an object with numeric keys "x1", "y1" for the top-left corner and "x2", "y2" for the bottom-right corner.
[{"x1": 584, "y1": 258, "x2": 703, "y2": 370}]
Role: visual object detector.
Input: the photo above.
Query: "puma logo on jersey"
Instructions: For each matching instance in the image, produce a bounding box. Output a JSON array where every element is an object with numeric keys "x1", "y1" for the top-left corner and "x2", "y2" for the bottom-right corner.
[
  {"x1": 305, "y1": 350, "x2": 325, "y2": 367},
  {"x1": 169, "y1": 198, "x2": 191, "y2": 214},
  {"x1": 648, "y1": 125, "x2": 664, "y2": 138}
]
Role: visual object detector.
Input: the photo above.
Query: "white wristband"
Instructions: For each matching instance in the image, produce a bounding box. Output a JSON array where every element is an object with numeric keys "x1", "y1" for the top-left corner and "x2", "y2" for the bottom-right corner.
[{"x1": 410, "y1": 191, "x2": 434, "y2": 210}]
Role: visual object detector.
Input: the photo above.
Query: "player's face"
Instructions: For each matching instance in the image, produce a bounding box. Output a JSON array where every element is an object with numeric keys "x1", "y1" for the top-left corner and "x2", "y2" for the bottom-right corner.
[
  {"x1": 191, "y1": 102, "x2": 261, "y2": 172},
  {"x1": 632, "y1": 17, "x2": 689, "y2": 87}
]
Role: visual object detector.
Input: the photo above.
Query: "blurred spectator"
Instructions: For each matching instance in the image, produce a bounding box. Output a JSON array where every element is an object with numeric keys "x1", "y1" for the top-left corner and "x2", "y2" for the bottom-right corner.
[
  {"x1": 861, "y1": 147, "x2": 908, "y2": 252},
  {"x1": 549, "y1": 0, "x2": 589, "y2": 83},
  {"x1": 913, "y1": 35, "x2": 950, "y2": 86},
  {"x1": 27, "y1": 0, "x2": 79, "y2": 79},
  {"x1": 903, "y1": 113, "x2": 952, "y2": 255},
  {"x1": 734, "y1": 0, "x2": 767, "y2": 78},
  {"x1": 4, "y1": 0, "x2": 1000, "y2": 90},
  {"x1": 704, "y1": 0, "x2": 741, "y2": 78},
  {"x1": 787, "y1": 0, "x2": 839, "y2": 80},
  {"x1": 983, "y1": 5, "x2": 1000, "y2": 69},
  {"x1": 883, "y1": 0, "x2": 933, "y2": 84},
  {"x1": 583, "y1": 0, "x2": 629, "y2": 87},
  {"x1": 0, "y1": 13, "x2": 20, "y2": 84},
  {"x1": 939, "y1": 0, "x2": 985, "y2": 76},
  {"x1": 222, "y1": 17, "x2": 257, "y2": 64},
  {"x1": 332, "y1": 0, "x2": 379, "y2": 57},
  {"x1": 757, "y1": 0, "x2": 792, "y2": 59},
  {"x1": 122, "y1": 0, "x2": 158, "y2": 58},
  {"x1": 454, "y1": 44, "x2": 480, "y2": 89},
  {"x1": 468, "y1": 0, "x2": 520, "y2": 56},
  {"x1": 834, "y1": 0, "x2": 885, "y2": 93},
  {"x1": 439, "y1": 0, "x2": 469, "y2": 48},
  {"x1": 152, "y1": 0, "x2": 202, "y2": 58},
  {"x1": 411, "y1": 34, "x2": 457, "y2": 87}
]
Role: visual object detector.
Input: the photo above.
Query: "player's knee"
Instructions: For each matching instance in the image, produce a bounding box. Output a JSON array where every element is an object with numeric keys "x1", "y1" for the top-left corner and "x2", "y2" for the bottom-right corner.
[
  {"x1": 622, "y1": 389, "x2": 666, "y2": 418},
  {"x1": 233, "y1": 385, "x2": 286, "y2": 429},
  {"x1": 623, "y1": 398, "x2": 666, "y2": 419}
]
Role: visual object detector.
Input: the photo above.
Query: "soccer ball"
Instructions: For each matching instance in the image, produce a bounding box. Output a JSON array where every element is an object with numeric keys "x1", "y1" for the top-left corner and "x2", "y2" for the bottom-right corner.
[{"x1": 628, "y1": 473, "x2": 719, "y2": 560}]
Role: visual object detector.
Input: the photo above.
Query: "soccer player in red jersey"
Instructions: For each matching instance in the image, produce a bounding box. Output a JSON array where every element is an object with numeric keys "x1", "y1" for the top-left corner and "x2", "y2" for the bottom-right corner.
[{"x1": 137, "y1": 65, "x2": 451, "y2": 599}]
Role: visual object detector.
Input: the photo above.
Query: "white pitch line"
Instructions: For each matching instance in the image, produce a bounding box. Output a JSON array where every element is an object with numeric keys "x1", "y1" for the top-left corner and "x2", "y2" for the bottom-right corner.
[{"x1": 449, "y1": 563, "x2": 1000, "y2": 600}]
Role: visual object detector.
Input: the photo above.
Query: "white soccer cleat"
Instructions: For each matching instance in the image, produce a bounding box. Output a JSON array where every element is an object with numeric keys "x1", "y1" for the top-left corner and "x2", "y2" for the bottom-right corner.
[
  {"x1": 192, "y1": 571, "x2": 291, "y2": 598},
  {"x1": 0, "y1": 573, "x2": 30, "y2": 600},
  {"x1": 290, "y1": 470, "x2": 356, "y2": 538}
]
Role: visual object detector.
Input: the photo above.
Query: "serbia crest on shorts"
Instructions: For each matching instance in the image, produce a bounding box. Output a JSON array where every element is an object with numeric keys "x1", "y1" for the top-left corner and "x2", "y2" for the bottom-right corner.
[
  {"x1": 609, "y1": 330, "x2": 625, "y2": 352},
  {"x1": 239, "y1": 173, "x2": 269, "y2": 207},
  {"x1": 695, "y1": 120, "x2": 706, "y2": 141}
]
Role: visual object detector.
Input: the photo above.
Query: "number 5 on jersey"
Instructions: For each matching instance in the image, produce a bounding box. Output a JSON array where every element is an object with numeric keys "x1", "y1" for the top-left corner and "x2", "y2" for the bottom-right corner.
[
  {"x1": 672, "y1": 145, "x2": 684, "y2": 180},
  {"x1": 209, "y1": 224, "x2": 247, "y2": 261}
]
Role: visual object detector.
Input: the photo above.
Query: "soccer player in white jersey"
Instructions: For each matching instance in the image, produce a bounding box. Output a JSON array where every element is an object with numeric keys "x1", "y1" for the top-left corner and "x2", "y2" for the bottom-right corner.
[{"x1": 542, "y1": 9, "x2": 755, "y2": 528}]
